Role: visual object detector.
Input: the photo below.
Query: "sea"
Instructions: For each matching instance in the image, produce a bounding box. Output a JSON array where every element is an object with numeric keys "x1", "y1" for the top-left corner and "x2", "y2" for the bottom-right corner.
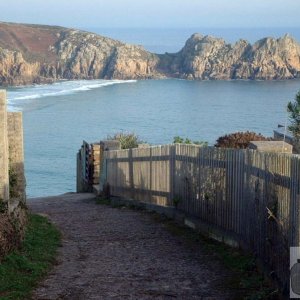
[{"x1": 6, "y1": 27, "x2": 300, "y2": 198}]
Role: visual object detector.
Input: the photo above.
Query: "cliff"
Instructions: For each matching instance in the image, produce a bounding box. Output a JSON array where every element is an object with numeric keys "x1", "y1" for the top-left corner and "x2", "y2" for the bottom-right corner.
[
  {"x1": 0, "y1": 22, "x2": 299, "y2": 85},
  {"x1": 162, "y1": 33, "x2": 300, "y2": 80},
  {"x1": 0, "y1": 22, "x2": 163, "y2": 85}
]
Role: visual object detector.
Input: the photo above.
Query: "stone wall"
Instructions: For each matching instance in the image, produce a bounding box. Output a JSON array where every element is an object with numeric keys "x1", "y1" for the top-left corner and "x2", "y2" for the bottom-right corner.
[
  {"x1": 248, "y1": 141, "x2": 293, "y2": 153},
  {"x1": 273, "y1": 129, "x2": 300, "y2": 153},
  {"x1": 0, "y1": 90, "x2": 9, "y2": 202},
  {"x1": 0, "y1": 89, "x2": 26, "y2": 259},
  {"x1": 7, "y1": 112, "x2": 26, "y2": 201}
]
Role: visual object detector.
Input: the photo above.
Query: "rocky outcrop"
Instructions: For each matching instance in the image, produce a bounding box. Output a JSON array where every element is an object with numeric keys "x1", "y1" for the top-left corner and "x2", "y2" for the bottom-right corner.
[
  {"x1": 0, "y1": 21, "x2": 299, "y2": 85},
  {"x1": 0, "y1": 48, "x2": 41, "y2": 85},
  {"x1": 104, "y1": 44, "x2": 161, "y2": 79},
  {"x1": 0, "y1": 22, "x2": 164, "y2": 85},
  {"x1": 162, "y1": 33, "x2": 300, "y2": 80}
]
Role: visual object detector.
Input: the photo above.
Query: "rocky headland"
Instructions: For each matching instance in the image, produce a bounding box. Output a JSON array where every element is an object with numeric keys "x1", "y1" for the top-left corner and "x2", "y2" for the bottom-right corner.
[{"x1": 0, "y1": 22, "x2": 299, "y2": 85}]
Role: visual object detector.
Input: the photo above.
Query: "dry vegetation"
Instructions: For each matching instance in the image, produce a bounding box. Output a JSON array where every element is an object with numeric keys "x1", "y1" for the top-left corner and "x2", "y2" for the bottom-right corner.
[{"x1": 215, "y1": 131, "x2": 271, "y2": 149}]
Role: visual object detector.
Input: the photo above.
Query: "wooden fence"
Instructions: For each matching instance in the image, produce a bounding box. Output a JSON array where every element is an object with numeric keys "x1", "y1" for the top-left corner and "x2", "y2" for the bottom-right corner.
[
  {"x1": 102, "y1": 144, "x2": 300, "y2": 289},
  {"x1": 76, "y1": 141, "x2": 92, "y2": 192}
]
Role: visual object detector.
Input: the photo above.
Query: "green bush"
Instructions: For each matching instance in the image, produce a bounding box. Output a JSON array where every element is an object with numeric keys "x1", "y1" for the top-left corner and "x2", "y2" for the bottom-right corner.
[
  {"x1": 0, "y1": 214, "x2": 61, "y2": 299},
  {"x1": 287, "y1": 90, "x2": 300, "y2": 141},
  {"x1": 173, "y1": 136, "x2": 208, "y2": 146},
  {"x1": 108, "y1": 132, "x2": 144, "y2": 149}
]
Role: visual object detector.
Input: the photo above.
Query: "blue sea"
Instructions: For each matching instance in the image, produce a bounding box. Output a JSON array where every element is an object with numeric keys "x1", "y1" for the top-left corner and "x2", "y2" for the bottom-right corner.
[{"x1": 6, "y1": 27, "x2": 300, "y2": 198}]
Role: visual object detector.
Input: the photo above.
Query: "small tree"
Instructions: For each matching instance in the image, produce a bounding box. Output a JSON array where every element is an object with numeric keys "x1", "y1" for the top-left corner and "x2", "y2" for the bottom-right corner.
[{"x1": 287, "y1": 91, "x2": 300, "y2": 142}]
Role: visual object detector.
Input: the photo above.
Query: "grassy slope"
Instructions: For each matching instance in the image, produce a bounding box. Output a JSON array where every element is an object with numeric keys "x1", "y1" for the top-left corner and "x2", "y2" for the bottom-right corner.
[{"x1": 0, "y1": 214, "x2": 61, "y2": 300}]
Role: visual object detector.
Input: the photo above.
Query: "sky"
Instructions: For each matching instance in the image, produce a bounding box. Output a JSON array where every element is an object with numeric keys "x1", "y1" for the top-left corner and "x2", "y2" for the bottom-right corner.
[{"x1": 0, "y1": 0, "x2": 299, "y2": 29}]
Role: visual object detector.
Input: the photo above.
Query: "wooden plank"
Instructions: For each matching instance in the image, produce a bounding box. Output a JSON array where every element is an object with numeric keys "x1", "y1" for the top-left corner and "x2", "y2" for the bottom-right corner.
[{"x1": 103, "y1": 144, "x2": 300, "y2": 288}]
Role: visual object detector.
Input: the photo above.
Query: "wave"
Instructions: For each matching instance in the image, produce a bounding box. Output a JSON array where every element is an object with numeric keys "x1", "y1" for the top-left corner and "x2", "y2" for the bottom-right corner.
[
  {"x1": 7, "y1": 79, "x2": 137, "y2": 102},
  {"x1": 72, "y1": 80, "x2": 136, "y2": 92}
]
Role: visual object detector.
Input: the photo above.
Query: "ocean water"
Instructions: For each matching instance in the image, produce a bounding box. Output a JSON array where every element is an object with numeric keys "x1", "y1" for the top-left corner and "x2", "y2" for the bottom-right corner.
[
  {"x1": 7, "y1": 79, "x2": 300, "y2": 198},
  {"x1": 87, "y1": 27, "x2": 300, "y2": 53},
  {"x1": 5, "y1": 27, "x2": 300, "y2": 198}
]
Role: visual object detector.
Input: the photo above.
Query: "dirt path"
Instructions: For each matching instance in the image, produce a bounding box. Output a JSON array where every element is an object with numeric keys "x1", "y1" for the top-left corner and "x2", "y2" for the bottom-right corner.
[{"x1": 28, "y1": 193, "x2": 240, "y2": 299}]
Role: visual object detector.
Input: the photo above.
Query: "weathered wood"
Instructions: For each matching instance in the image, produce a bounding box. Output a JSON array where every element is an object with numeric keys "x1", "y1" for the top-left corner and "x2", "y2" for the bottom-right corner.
[{"x1": 102, "y1": 144, "x2": 300, "y2": 289}]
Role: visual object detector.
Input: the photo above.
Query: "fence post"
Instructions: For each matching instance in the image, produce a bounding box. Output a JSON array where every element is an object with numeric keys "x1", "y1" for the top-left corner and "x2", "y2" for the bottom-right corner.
[
  {"x1": 99, "y1": 141, "x2": 109, "y2": 192},
  {"x1": 129, "y1": 148, "x2": 134, "y2": 199},
  {"x1": 76, "y1": 141, "x2": 92, "y2": 192},
  {"x1": 99, "y1": 155, "x2": 107, "y2": 192},
  {"x1": 169, "y1": 144, "x2": 176, "y2": 206},
  {"x1": 91, "y1": 143, "x2": 101, "y2": 186},
  {"x1": 149, "y1": 147, "x2": 152, "y2": 202},
  {"x1": 76, "y1": 151, "x2": 83, "y2": 192}
]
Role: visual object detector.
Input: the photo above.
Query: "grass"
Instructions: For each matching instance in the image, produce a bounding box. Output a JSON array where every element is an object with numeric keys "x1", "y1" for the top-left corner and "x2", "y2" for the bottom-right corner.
[
  {"x1": 95, "y1": 197, "x2": 112, "y2": 206},
  {"x1": 0, "y1": 214, "x2": 61, "y2": 300},
  {"x1": 96, "y1": 197, "x2": 279, "y2": 299}
]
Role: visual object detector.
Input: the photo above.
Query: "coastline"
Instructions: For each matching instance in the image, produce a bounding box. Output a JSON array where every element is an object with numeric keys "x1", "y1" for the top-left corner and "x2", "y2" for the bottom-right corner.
[
  {"x1": 3, "y1": 75, "x2": 300, "y2": 89},
  {"x1": 0, "y1": 22, "x2": 300, "y2": 86}
]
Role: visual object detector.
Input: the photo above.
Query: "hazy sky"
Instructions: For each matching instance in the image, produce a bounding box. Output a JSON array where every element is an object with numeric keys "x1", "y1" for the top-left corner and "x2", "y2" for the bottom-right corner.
[{"x1": 0, "y1": 0, "x2": 299, "y2": 29}]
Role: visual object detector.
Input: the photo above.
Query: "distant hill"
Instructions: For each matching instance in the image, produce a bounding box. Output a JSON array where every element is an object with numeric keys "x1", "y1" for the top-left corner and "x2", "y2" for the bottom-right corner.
[{"x1": 0, "y1": 22, "x2": 299, "y2": 85}]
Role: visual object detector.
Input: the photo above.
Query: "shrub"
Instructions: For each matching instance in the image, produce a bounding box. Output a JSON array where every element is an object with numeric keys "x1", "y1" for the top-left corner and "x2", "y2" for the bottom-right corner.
[
  {"x1": 215, "y1": 131, "x2": 271, "y2": 149},
  {"x1": 173, "y1": 136, "x2": 208, "y2": 146},
  {"x1": 108, "y1": 132, "x2": 144, "y2": 149},
  {"x1": 287, "y1": 90, "x2": 300, "y2": 142},
  {"x1": 0, "y1": 214, "x2": 61, "y2": 299}
]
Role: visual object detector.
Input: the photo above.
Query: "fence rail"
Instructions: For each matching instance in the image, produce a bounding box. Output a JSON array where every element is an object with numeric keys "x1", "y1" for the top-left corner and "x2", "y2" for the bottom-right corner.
[{"x1": 103, "y1": 144, "x2": 300, "y2": 289}]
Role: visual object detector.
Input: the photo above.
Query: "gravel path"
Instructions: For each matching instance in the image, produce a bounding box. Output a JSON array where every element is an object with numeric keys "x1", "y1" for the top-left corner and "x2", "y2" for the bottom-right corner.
[{"x1": 28, "y1": 193, "x2": 240, "y2": 299}]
